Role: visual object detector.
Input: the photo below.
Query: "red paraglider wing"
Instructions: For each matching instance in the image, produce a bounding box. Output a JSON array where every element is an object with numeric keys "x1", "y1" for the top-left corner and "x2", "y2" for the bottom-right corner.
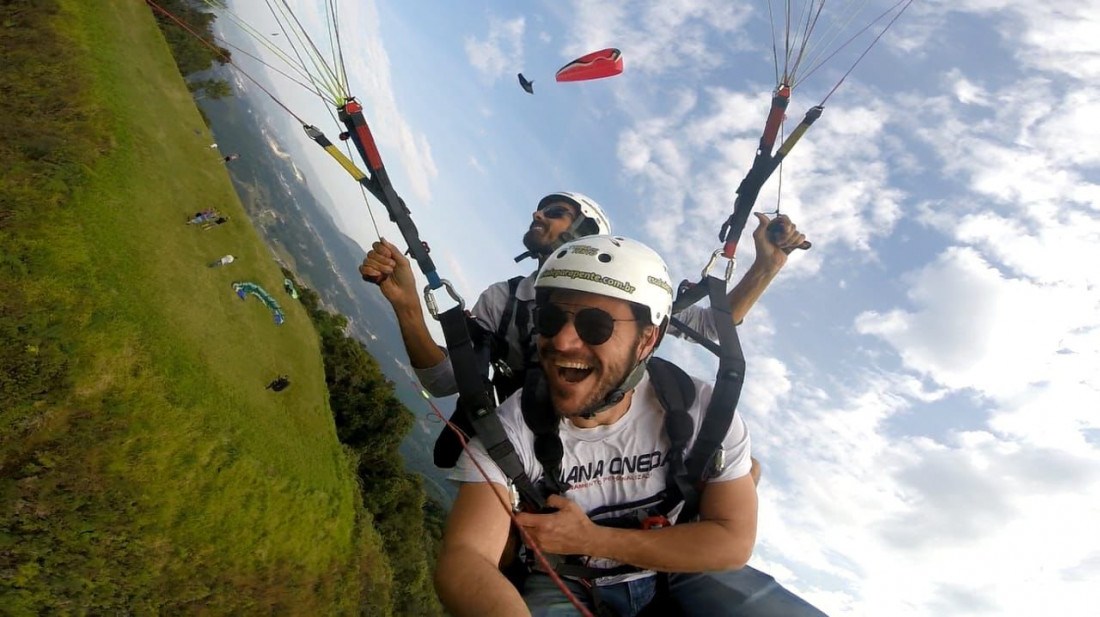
[{"x1": 555, "y1": 48, "x2": 623, "y2": 82}]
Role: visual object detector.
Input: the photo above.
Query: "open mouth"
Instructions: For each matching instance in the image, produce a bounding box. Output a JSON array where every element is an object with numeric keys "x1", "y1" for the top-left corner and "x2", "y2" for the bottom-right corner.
[{"x1": 556, "y1": 360, "x2": 593, "y2": 384}]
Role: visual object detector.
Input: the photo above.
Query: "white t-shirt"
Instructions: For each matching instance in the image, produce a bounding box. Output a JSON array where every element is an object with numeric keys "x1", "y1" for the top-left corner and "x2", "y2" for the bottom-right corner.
[
  {"x1": 415, "y1": 272, "x2": 719, "y2": 396},
  {"x1": 449, "y1": 371, "x2": 752, "y2": 584}
]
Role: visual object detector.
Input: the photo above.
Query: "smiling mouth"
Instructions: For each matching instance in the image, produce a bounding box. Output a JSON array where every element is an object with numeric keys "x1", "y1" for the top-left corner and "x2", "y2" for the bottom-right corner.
[{"x1": 556, "y1": 360, "x2": 593, "y2": 384}]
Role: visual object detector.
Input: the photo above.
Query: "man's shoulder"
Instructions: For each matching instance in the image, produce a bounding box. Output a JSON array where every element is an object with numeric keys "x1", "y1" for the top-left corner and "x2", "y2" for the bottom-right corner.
[
  {"x1": 492, "y1": 389, "x2": 535, "y2": 437},
  {"x1": 644, "y1": 359, "x2": 714, "y2": 397},
  {"x1": 474, "y1": 272, "x2": 538, "y2": 315},
  {"x1": 479, "y1": 271, "x2": 534, "y2": 299}
]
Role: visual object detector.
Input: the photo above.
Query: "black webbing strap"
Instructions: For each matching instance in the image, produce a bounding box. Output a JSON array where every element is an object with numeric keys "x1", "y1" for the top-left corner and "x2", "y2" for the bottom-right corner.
[
  {"x1": 438, "y1": 305, "x2": 542, "y2": 505},
  {"x1": 668, "y1": 316, "x2": 721, "y2": 356},
  {"x1": 496, "y1": 275, "x2": 524, "y2": 340},
  {"x1": 646, "y1": 357, "x2": 700, "y2": 519},
  {"x1": 683, "y1": 276, "x2": 746, "y2": 495},
  {"x1": 521, "y1": 369, "x2": 571, "y2": 498}
]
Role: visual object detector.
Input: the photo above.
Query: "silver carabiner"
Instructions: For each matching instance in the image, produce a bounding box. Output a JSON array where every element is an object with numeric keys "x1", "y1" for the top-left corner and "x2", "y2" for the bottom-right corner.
[
  {"x1": 700, "y1": 249, "x2": 737, "y2": 283},
  {"x1": 423, "y1": 279, "x2": 464, "y2": 319}
]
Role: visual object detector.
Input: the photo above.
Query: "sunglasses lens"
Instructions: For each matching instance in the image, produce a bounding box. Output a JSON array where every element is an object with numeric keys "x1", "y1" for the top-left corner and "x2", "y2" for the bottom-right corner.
[
  {"x1": 535, "y1": 304, "x2": 569, "y2": 338},
  {"x1": 574, "y1": 308, "x2": 615, "y2": 345},
  {"x1": 535, "y1": 305, "x2": 617, "y2": 345},
  {"x1": 541, "y1": 206, "x2": 571, "y2": 219}
]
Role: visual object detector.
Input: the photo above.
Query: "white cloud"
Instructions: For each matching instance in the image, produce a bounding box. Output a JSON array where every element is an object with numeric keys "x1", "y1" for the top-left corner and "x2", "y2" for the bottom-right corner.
[
  {"x1": 567, "y1": 0, "x2": 753, "y2": 75},
  {"x1": 855, "y1": 247, "x2": 1098, "y2": 399},
  {"x1": 615, "y1": 83, "x2": 905, "y2": 285},
  {"x1": 464, "y1": 15, "x2": 526, "y2": 80},
  {"x1": 741, "y1": 363, "x2": 1100, "y2": 616}
]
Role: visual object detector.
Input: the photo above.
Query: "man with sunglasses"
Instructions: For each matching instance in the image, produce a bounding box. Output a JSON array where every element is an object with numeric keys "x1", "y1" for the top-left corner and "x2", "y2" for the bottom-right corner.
[
  {"x1": 435, "y1": 235, "x2": 825, "y2": 617},
  {"x1": 360, "y1": 192, "x2": 609, "y2": 406},
  {"x1": 359, "y1": 192, "x2": 806, "y2": 428}
]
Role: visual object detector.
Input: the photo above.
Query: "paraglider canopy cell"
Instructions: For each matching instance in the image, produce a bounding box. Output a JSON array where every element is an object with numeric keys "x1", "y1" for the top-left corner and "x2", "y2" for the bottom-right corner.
[{"x1": 555, "y1": 48, "x2": 623, "y2": 82}]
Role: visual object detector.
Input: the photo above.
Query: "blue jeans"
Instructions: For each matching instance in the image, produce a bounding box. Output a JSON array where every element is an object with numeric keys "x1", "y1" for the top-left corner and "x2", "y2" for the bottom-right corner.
[{"x1": 524, "y1": 566, "x2": 828, "y2": 617}]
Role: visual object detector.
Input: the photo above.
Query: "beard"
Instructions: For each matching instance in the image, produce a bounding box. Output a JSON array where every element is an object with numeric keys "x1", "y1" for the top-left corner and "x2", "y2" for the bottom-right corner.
[
  {"x1": 542, "y1": 341, "x2": 642, "y2": 420},
  {"x1": 522, "y1": 227, "x2": 552, "y2": 255}
]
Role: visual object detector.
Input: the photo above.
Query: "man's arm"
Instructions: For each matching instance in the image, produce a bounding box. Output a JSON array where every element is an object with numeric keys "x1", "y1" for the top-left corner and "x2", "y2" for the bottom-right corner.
[
  {"x1": 669, "y1": 212, "x2": 807, "y2": 341},
  {"x1": 359, "y1": 238, "x2": 446, "y2": 369},
  {"x1": 518, "y1": 474, "x2": 758, "y2": 573},
  {"x1": 725, "y1": 212, "x2": 808, "y2": 324},
  {"x1": 435, "y1": 482, "x2": 529, "y2": 617}
]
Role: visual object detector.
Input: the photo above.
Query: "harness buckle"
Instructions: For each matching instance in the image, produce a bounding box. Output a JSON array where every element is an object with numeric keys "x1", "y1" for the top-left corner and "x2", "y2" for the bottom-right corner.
[
  {"x1": 492, "y1": 359, "x2": 514, "y2": 379},
  {"x1": 641, "y1": 515, "x2": 670, "y2": 530},
  {"x1": 508, "y1": 481, "x2": 521, "y2": 512}
]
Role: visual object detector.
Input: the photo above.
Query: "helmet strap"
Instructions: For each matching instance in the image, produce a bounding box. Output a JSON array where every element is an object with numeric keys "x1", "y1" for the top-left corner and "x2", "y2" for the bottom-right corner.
[{"x1": 577, "y1": 357, "x2": 649, "y2": 419}]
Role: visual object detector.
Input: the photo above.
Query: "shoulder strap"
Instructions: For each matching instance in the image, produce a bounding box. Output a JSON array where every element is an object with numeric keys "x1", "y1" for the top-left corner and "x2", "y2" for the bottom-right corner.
[
  {"x1": 489, "y1": 276, "x2": 531, "y2": 402},
  {"x1": 683, "y1": 276, "x2": 745, "y2": 484},
  {"x1": 646, "y1": 357, "x2": 702, "y2": 518},
  {"x1": 432, "y1": 311, "x2": 495, "y2": 468},
  {"x1": 496, "y1": 275, "x2": 525, "y2": 340},
  {"x1": 520, "y1": 368, "x2": 571, "y2": 498}
]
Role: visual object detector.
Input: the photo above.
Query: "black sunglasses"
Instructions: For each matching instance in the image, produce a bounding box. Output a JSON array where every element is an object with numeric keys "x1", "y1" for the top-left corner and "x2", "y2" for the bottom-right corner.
[
  {"x1": 538, "y1": 204, "x2": 575, "y2": 220},
  {"x1": 534, "y1": 304, "x2": 635, "y2": 346}
]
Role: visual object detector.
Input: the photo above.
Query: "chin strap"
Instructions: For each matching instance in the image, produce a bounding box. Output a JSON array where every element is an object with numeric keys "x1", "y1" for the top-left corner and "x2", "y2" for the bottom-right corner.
[
  {"x1": 513, "y1": 249, "x2": 538, "y2": 262},
  {"x1": 577, "y1": 357, "x2": 650, "y2": 419}
]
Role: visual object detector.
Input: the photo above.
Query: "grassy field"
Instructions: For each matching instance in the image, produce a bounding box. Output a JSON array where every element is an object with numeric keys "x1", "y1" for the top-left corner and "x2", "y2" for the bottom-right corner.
[{"x1": 1, "y1": 0, "x2": 390, "y2": 612}]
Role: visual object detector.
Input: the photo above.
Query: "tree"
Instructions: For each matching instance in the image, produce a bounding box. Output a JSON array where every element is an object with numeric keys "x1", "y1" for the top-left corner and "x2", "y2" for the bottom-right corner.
[{"x1": 188, "y1": 78, "x2": 233, "y2": 100}]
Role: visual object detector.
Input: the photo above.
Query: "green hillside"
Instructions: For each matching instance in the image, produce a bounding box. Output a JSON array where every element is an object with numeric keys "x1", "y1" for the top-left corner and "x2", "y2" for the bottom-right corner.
[{"x1": 0, "y1": 0, "x2": 436, "y2": 613}]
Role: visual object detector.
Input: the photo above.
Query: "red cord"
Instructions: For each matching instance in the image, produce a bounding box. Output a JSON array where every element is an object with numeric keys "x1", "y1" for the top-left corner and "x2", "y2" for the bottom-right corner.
[{"x1": 420, "y1": 387, "x2": 595, "y2": 617}]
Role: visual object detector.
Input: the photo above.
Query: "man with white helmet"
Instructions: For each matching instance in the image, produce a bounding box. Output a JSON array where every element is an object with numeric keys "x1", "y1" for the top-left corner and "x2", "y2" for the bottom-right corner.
[
  {"x1": 434, "y1": 236, "x2": 824, "y2": 616},
  {"x1": 359, "y1": 192, "x2": 805, "y2": 470},
  {"x1": 361, "y1": 192, "x2": 612, "y2": 407}
]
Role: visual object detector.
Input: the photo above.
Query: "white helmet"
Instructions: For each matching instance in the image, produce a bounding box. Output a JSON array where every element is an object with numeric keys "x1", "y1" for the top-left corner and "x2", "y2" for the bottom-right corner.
[
  {"x1": 537, "y1": 191, "x2": 613, "y2": 239},
  {"x1": 535, "y1": 235, "x2": 673, "y2": 327}
]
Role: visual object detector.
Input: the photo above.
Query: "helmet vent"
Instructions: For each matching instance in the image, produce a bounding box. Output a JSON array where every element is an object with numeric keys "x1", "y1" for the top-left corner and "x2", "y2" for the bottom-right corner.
[
  {"x1": 598, "y1": 253, "x2": 612, "y2": 263},
  {"x1": 557, "y1": 249, "x2": 568, "y2": 259}
]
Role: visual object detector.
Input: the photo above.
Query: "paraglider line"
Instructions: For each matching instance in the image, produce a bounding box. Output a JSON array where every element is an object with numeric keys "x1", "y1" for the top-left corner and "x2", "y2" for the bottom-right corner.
[
  {"x1": 798, "y1": 0, "x2": 915, "y2": 95},
  {"x1": 268, "y1": 0, "x2": 345, "y2": 100},
  {"x1": 146, "y1": 0, "x2": 325, "y2": 118},
  {"x1": 819, "y1": 0, "x2": 915, "y2": 103},
  {"x1": 191, "y1": 0, "x2": 335, "y2": 102}
]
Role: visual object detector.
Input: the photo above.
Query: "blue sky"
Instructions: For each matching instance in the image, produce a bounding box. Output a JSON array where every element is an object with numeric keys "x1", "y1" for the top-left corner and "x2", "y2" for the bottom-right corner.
[{"x1": 215, "y1": 1, "x2": 1099, "y2": 614}]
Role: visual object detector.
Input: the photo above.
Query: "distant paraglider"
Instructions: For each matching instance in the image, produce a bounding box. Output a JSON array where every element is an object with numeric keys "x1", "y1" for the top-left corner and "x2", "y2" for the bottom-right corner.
[
  {"x1": 517, "y1": 73, "x2": 534, "y2": 94},
  {"x1": 516, "y1": 48, "x2": 623, "y2": 94},
  {"x1": 232, "y1": 281, "x2": 285, "y2": 325},
  {"x1": 555, "y1": 48, "x2": 623, "y2": 83},
  {"x1": 283, "y1": 277, "x2": 299, "y2": 299}
]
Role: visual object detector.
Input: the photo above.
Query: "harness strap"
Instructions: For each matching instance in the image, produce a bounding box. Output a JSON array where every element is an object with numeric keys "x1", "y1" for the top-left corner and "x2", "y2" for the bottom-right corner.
[
  {"x1": 432, "y1": 308, "x2": 495, "y2": 467},
  {"x1": 647, "y1": 357, "x2": 700, "y2": 519},
  {"x1": 521, "y1": 369, "x2": 571, "y2": 497},
  {"x1": 683, "y1": 276, "x2": 745, "y2": 498},
  {"x1": 496, "y1": 275, "x2": 525, "y2": 340},
  {"x1": 490, "y1": 275, "x2": 533, "y2": 402}
]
